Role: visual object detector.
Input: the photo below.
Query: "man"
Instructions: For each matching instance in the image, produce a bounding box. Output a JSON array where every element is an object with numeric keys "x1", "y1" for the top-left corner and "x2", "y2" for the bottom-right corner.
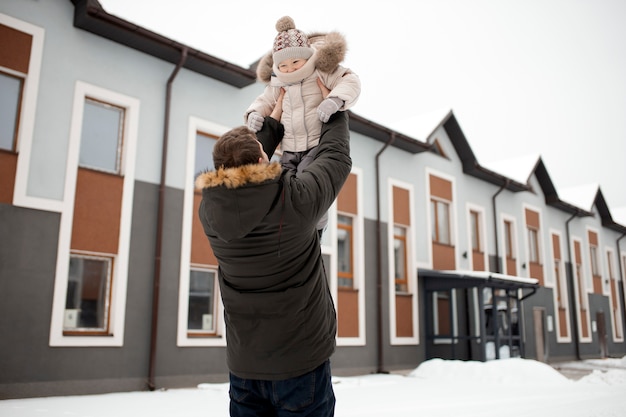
[{"x1": 195, "y1": 85, "x2": 351, "y2": 416}]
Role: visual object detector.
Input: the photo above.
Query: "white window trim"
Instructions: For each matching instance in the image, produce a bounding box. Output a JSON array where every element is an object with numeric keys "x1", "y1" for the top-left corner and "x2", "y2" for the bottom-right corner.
[
  {"x1": 605, "y1": 247, "x2": 624, "y2": 342},
  {"x1": 571, "y1": 236, "x2": 592, "y2": 343},
  {"x1": 0, "y1": 14, "x2": 50, "y2": 209},
  {"x1": 522, "y1": 203, "x2": 548, "y2": 284},
  {"x1": 49, "y1": 82, "x2": 138, "y2": 346},
  {"x1": 177, "y1": 116, "x2": 228, "y2": 347},
  {"x1": 336, "y1": 167, "x2": 366, "y2": 347},
  {"x1": 549, "y1": 229, "x2": 572, "y2": 343},
  {"x1": 585, "y1": 226, "x2": 603, "y2": 293},
  {"x1": 387, "y1": 177, "x2": 419, "y2": 345},
  {"x1": 425, "y1": 168, "x2": 458, "y2": 262},
  {"x1": 500, "y1": 213, "x2": 519, "y2": 277},
  {"x1": 465, "y1": 203, "x2": 488, "y2": 272}
]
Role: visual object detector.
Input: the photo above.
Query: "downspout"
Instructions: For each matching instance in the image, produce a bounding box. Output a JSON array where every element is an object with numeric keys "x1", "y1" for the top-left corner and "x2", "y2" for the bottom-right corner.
[
  {"x1": 148, "y1": 47, "x2": 188, "y2": 391},
  {"x1": 491, "y1": 181, "x2": 508, "y2": 273},
  {"x1": 616, "y1": 233, "x2": 626, "y2": 344},
  {"x1": 565, "y1": 211, "x2": 581, "y2": 360},
  {"x1": 375, "y1": 132, "x2": 395, "y2": 374}
]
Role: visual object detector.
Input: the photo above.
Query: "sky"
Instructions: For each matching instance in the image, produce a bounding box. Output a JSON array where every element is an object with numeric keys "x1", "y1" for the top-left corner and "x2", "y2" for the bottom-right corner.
[
  {"x1": 99, "y1": 0, "x2": 626, "y2": 210},
  {"x1": 2, "y1": 357, "x2": 626, "y2": 416}
]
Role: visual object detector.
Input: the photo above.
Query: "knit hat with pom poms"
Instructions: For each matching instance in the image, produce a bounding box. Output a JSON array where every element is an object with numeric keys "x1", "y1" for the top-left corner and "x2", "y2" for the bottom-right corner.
[{"x1": 272, "y1": 16, "x2": 313, "y2": 64}]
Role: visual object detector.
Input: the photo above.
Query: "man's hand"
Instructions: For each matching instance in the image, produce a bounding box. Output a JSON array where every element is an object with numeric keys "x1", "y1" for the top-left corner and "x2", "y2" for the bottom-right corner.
[{"x1": 269, "y1": 88, "x2": 285, "y2": 121}]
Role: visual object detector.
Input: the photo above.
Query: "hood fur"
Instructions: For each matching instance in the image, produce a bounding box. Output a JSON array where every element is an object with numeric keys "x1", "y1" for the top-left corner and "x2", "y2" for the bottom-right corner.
[
  {"x1": 256, "y1": 31, "x2": 347, "y2": 83},
  {"x1": 195, "y1": 162, "x2": 282, "y2": 190}
]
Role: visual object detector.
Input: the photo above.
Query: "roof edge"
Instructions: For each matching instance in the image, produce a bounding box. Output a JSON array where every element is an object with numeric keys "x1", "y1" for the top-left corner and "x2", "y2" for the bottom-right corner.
[{"x1": 72, "y1": 0, "x2": 256, "y2": 88}]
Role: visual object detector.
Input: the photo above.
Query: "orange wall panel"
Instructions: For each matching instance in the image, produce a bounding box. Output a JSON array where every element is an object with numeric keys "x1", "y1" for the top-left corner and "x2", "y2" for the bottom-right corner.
[
  {"x1": 71, "y1": 168, "x2": 122, "y2": 254},
  {"x1": 337, "y1": 288, "x2": 359, "y2": 337},
  {"x1": 395, "y1": 293, "x2": 413, "y2": 337},
  {"x1": 191, "y1": 193, "x2": 217, "y2": 266},
  {"x1": 0, "y1": 151, "x2": 17, "y2": 204}
]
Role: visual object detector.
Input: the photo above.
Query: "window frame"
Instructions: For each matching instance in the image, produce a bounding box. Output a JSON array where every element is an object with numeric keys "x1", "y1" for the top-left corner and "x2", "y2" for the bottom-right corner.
[
  {"x1": 187, "y1": 266, "x2": 219, "y2": 337},
  {"x1": 49, "y1": 81, "x2": 139, "y2": 347},
  {"x1": 431, "y1": 197, "x2": 451, "y2": 245},
  {"x1": 0, "y1": 70, "x2": 24, "y2": 152},
  {"x1": 527, "y1": 226, "x2": 540, "y2": 263},
  {"x1": 78, "y1": 97, "x2": 125, "y2": 175},
  {"x1": 336, "y1": 213, "x2": 355, "y2": 289},
  {"x1": 63, "y1": 252, "x2": 114, "y2": 336},
  {"x1": 178, "y1": 116, "x2": 230, "y2": 347},
  {"x1": 393, "y1": 224, "x2": 409, "y2": 293}
]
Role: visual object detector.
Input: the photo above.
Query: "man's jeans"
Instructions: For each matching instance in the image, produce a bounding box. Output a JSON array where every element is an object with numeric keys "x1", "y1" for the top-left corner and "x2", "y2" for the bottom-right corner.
[{"x1": 229, "y1": 360, "x2": 335, "y2": 417}]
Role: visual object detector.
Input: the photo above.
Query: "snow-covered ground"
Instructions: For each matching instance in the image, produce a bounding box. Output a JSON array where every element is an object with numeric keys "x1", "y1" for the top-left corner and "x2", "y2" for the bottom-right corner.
[{"x1": 2, "y1": 357, "x2": 626, "y2": 417}]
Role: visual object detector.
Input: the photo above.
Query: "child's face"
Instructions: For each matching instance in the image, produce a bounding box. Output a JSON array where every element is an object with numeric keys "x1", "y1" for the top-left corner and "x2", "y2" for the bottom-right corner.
[{"x1": 278, "y1": 58, "x2": 307, "y2": 73}]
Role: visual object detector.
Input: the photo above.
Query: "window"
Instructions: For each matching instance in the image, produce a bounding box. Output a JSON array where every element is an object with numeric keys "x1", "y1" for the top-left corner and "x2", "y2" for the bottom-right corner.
[
  {"x1": 188, "y1": 268, "x2": 217, "y2": 335},
  {"x1": 431, "y1": 199, "x2": 450, "y2": 245},
  {"x1": 590, "y1": 244, "x2": 599, "y2": 276},
  {"x1": 194, "y1": 131, "x2": 216, "y2": 178},
  {"x1": 79, "y1": 98, "x2": 124, "y2": 174},
  {"x1": 394, "y1": 225, "x2": 408, "y2": 292},
  {"x1": 504, "y1": 220, "x2": 514, "y2": 259},
  {"x1": 64, "y1": 254, "x2": 113, "y2": 335},
  {"x1": 337, "y1": 214, "x2": 354, "y2": 288},
  {"x1": 470, "y1": 210, "x2": 481, "y2": 252},
  {"x1": 0, "y1": 71, "x2": 22, "y2": 151},
  {"x1": 528, "y1": 227, "x2": 540, "y2": 263}
]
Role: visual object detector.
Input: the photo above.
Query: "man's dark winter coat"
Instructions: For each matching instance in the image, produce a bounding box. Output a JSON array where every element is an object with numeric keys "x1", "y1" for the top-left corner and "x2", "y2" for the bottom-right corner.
[{"x1": 195, "y1": 112, "x2": 351, "y2": 380}]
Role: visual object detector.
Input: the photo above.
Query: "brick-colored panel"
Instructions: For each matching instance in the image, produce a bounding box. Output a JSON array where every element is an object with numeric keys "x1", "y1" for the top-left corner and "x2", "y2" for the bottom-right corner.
[
  {"x1": 0, "y1": 151, "x2": 17, "y2": 204},
  {"x1": 337, "y1": 173, "x2": 357, "y2": 214},
  {"x1": 71, "y1": 168, "x2": 122, "y2": 254},
  {"x1": 192, "y1": 193, "x2": 217, "y2": 266},
  {"x1": 0, "y1": 24, "x2": 32, "y2": 73},
  {"x1": 429, "y1": 175, "x2": 452, "y2": 201},
  {"x1": 395, "y1": 293, "x2": 413, "y2": 337},
  {"x1": 525, "y1": 209, "x2": 539, "y2": 229},
  {"x1": 558, "y1": 307, "x2": 568, "y2": 338},
  {"x1": 551, "y1": 234, "x2": 561, "y2": 260},
  {"x1": 337, "y1": 288, "x2": 359, "y2": 337},
  {"x1": 433, "y1": 242, "x2": 455, "y2": 270},
  {"x1": 393, "y1": 186, "x2": 410, "y2": 226},
  {"x1": 472, "y1": 250, "x2": 485, "y2": 271}
]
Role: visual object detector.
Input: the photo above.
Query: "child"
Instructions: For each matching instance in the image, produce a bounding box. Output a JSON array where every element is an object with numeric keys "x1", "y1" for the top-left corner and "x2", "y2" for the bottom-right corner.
[{"x1": 245, "y1": 16, "x2": 361, "y2": 233}]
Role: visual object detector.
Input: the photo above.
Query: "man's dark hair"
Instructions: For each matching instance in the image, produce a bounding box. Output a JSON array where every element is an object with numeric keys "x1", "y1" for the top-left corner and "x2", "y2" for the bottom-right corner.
[{"x1": 213, "y1": 126, "x2": 263, "y2": 169}]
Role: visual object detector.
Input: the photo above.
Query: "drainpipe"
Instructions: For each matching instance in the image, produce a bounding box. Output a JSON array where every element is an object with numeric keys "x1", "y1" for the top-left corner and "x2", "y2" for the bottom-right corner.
[
  {"x1": 148, "y1": 47, "x2": 188, "y2": 391},
  {"x1": 616, "y1": 233, "x2": 626, "y2": 344},
  {"x1": 491, "y1": 181, "x2": 508, "y2": 273},
  {"x1": 565, "y1": 211, "x2": 581, "y2": 360},
  {"x1": 375, "y1": 132, "x2": 395, "y2": 374}
]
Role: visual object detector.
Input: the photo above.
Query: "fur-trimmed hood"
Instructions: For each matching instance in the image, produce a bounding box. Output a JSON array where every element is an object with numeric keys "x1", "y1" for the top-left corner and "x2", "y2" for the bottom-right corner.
[
  {"x1": 256, "y1": 31, "x2": 348, "y2": 84},
  {"x1": 195, "y1": 162, "x2": 283, "y2": 242},
  {"x1": 195, "y1": 162, "x2": 282, "y2": 190}
]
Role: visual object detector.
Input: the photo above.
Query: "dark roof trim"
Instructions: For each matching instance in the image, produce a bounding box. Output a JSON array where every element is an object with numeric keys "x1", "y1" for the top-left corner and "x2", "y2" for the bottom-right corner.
[
  {"x1": 594, "y1": 189, "x2": 626, "y2": 233},
  {"x1": 442, "y1": 114, "x2": 530, "y2": 192},
  {"x1": 348, "y1": 111, "x2": 432, "y2": 154},
  {"x1": 71, "y1": 0, "x2": 256, "y2": 88}
]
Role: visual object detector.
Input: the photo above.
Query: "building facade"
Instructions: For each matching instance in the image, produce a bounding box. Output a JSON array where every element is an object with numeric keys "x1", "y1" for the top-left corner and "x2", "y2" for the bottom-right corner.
[{"x1": 1, "y1": 0, "x2": 625, "y2": 399}]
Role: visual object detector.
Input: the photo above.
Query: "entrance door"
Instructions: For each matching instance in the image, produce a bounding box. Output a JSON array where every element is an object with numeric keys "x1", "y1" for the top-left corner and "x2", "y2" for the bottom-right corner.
[
  {"x1": 597, "y1": 312, "x2": 608, "y2": 358},
  {"x1": 533, "y1": 308, "x2": 547, "y2": 362}
]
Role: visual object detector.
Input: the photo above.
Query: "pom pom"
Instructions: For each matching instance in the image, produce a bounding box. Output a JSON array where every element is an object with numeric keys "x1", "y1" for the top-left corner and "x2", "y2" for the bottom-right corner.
[{"x1": 276, "y1": 16, "x2": 295, "y2": 32}]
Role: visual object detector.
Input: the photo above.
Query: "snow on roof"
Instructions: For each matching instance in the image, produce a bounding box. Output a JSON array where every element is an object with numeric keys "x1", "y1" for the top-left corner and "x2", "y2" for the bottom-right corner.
[
  {"x1": 558, "y1": 183, "x2": 600, "y2": 211},
  {"x1": 481, "y1": 153, "x2": 540, "y2": 185},
  {"x1": 387, "y1": 107, "x2": 452, "y2": 141},
  {"x1": 611, "y1": 206, "x2": 626, "y2": 226},
  {"x1": 449, "y1": 269, "x2": 539, "y2": 285}
]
